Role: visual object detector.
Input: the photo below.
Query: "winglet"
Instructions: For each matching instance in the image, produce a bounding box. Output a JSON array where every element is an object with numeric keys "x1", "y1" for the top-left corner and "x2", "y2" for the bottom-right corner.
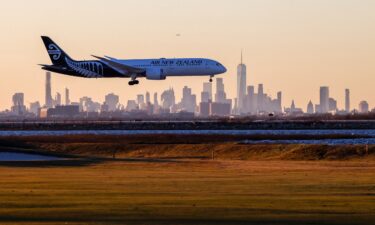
[
  {"x1": 104, "y1": 55, "x2": 118, "y2": 60},
  {"x1": 91, "y1": 55, "x2": 105, "y2": 61}
]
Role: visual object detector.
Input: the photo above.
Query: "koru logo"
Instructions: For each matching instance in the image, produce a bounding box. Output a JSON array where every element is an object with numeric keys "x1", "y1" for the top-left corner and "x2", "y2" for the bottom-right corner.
[{"x1": 47, "y1": 44, "x2": 61, "y2": 60}]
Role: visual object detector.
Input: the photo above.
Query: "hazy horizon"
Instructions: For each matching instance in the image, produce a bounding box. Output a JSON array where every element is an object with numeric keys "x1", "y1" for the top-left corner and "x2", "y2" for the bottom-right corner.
[{"x1": 0, "y1": 0, "x2": 374, "y2": 111}]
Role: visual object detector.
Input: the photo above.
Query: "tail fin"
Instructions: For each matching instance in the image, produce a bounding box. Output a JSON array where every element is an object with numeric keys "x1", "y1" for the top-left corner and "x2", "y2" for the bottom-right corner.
[{"x1": 41, "y1": 36, "x2": 73, "y2": 66}]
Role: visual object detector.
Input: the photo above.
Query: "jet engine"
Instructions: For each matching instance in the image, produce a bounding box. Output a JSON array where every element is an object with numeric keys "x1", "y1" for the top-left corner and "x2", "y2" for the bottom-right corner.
[{"x1": 146, "y1": 68, "x2": 166, "y2": 80}]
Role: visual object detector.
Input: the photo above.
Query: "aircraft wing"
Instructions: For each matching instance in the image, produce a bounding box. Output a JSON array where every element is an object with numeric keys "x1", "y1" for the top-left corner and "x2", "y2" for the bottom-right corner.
[{"x1": 92, "y1": 55, "x2": 145, "y2": 75}]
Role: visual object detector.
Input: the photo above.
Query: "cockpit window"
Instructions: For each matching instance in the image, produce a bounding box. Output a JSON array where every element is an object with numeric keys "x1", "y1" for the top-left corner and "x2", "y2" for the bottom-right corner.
[{"x1": 216, "y1": 63, "x2": 222, "y2": 66}]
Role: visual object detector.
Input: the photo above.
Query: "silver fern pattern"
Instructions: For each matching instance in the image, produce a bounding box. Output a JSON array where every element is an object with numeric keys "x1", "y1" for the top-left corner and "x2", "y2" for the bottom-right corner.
[{"x1": 65, "y1": 57, "x2": 104, "y2": 78}]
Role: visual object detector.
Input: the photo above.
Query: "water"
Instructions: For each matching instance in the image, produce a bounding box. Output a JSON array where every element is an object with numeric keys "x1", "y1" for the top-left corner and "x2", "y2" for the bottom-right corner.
[
  {"x1": 242, "y1": 138, "x2": 375, "y2": 145},
  {"x1": 0, "y1": 129, "x2": 374, "y2": 145},
  {"x1": 0, "y1": 129, "x2": 374, "y2": 137},
  {"x1": 0, "y1": 152, "x2": 62, "y2": 161}
]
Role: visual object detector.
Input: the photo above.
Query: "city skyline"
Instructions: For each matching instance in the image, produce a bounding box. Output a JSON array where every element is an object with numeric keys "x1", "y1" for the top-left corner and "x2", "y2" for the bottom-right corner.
[
  {"x1": 0, "y1": 0, "x2": 375, "y2": 110},
  {"x1": 3, "y1": 71, "x2": 373, "y2": 118}
]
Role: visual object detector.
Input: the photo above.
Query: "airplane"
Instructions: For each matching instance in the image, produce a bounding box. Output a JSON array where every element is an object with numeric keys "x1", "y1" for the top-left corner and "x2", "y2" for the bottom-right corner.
[{"x1": 40, "y1": 36, "x2": 227, "y2": 85}]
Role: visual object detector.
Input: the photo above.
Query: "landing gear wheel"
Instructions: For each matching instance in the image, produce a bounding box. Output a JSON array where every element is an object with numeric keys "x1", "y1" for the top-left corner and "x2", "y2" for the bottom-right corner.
[
  {"x1": 209, "y1": 78, "x2": 213, "y2": 83},
  {"x1": 128, "y1": 80, "x2": 139, "y2": 86}
]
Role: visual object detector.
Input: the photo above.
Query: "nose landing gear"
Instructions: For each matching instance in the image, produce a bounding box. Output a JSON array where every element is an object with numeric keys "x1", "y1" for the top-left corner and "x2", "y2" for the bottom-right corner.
[{"x1": 209, "y1": 75, "x2": 214, "y2": 83}]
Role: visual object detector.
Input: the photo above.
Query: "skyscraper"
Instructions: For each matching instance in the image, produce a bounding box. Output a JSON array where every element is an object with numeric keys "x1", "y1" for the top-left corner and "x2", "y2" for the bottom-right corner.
[
  {"x1": 203, "y1": 82, "x2": 212, "y2": 101},
  {"x1": 328, "y1": 98, "x2": 337, "y2": 112},
  {"x1": 276, "y1": 91, "x2": 282, "y2": 113},
  {"x1": 215, "y1": 78, "x2": 226, "y2": 103},
  {"x1": 161, "y1": 88, "x2": 175, "y2": 110},
  {"x1": 55, "y1": 92, "x2": 62, "y2": 106},
  {"x1": 65, "y1": 88, "x2": 70, "y2": 105},
  {"x1": 201, "y1": 92, "x2": 210, "y2": 103},
  {"x1": 246, "y1": 86, "x2": 256, "y2": 114},
  {"x1": 11, "y1": 93, "x2": 27, "y2": 115},
  {"x1": 345, "y1": 89, "x2": 350, "y2": 113},
  {"x1": 153, "y1": 93, "x2": 158, "y2": 107},
  {"x1": 320, "y1": 86, "x2": 329, "y2": 113},
  {"x1": 105, "y1": 93, "x2": 119, "y2": 111},
  {"x1": 181, "y1": 86, "x2": 196, "y2": 113},
  {"x1": 29, "y1": 101, "x2": 41, "y2": 116},
  {"x1": 237, "y1": 51, "x2": 246, "y2": 114},
  {"x1": 257, "y1": 84, "x2": 264, "y2": 112},
  {"x1": 137, "y1": 95, "x2": 145, "y2": 105},
  {"x1": 45, "y1": 72, "x2": 53, "y2": 108},
  {"x1": 146, "y1": 92, "x2": 151, "y2": 104}
]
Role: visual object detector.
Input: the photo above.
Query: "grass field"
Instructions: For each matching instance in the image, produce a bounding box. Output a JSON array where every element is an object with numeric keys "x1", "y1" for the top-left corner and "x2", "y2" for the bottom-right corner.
[
  {"x1": 1, "y1": 159, "x2": 375, "y2": 225},
  {"x1": 0, "y1": 135, "x2": 374, "y2": 225}
]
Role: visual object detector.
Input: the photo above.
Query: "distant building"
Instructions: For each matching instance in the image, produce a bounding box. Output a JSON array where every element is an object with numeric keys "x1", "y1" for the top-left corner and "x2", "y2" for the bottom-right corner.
[
  {"x1": 237, "y1": 52, "x2": 247, "y2": 114},
  {"x1": 215, "y1": 78, "x2": 226, "y2": 103},
  {"x1": 65, "y1": 88, "x2": 70, "y2": 105},
  {"x1": 203, "y1": 82, "x2": 212, "y2": 101},
  {"x1": 45, "y1": 72, "x2": 53, "y2": 108},
  {"x1": 79, "y1": 97, "x2": 100, "y2": 112},
  {"x1": 257, "y1": 84, "x2": 264, "y2": 112},
  {"x1": 101, "y1": 103, "x2": 109, "y2": 112},
  {"x1": 320, "y1": 86, "x2": 329, "y2": 113},
  {"x1": 328, "y1": 98, "x2": 337, "y2": 112},
  {"x1": 213, "y1": 78, "x2": 232, "y2": 111},
  {"x1": 307, "y1": 101, "x2": 314, "y2": 114},
  {"x1": 285, "y1": 100, "x2": 303, "y2": 115},
  {"x1": 105, "y1": 93, "x2": 119, "y2": 111},
  {"x1": 11, "y1": 93, "x2": 27, "y2": 115},
  {"x1": 29, "y1": 101, "x2": 41, "y2": 116},
  {"x1": 210, "y1": 102, "x2": 231, "y2": 116},
  {"x1": 55, "y1": 92, "x2": 62, "y2": 106},
  {"x1": 201, "y1": 91, "x2": 210, "y2": 103},
  {"x1": 146, "y1": 92, "x2": 151, "y2": 104},
  {"x1": 153, "y1": 93, "x2": 158, "y2": 107},
  {"x1": 126, "y1": 100, "x2": 138, "y2": 111},
  {"x1": 359, "y1": 101, "x2": 369, "y2": 113},
  {"x1": 200, "y1": 92, "x2": 230, "y2": 117},
  {"x1": 315, "y1": 104, "x2": 321, "y2": 114},
  {"x1": 153, "y1": 92, "x2": 159, "y2": 114},
  {"x1": 45, "y1": 105, "x2": 80, "y2": 118},
  {"x1": 199, "y1": 101, "x2": 210, "y2": 117},
  {"x1": 137, "y1": 94, "x2": 145, "y2": 105},
  {"x1": 180, "y1": 86, "x2": 196, "y2": 113},
  {"x1": 246, "y1": 86, "x2": 256, "y2": 114},
  {"x1": 161, "y1": 88, "x2": 175, "y2": 110},
  {"x1": 345, "y1": 89, "x2": 350, "y2": 113},
  {"x1": 276, "y1": 91, "x2": 282, "y2": 113}
]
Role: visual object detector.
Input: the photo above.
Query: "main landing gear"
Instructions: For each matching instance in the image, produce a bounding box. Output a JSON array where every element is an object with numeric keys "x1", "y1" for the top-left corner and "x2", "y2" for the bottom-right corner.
[
  {"x1": 209, "y1": 75, "x2": 214, "y2": 83},
  {"x1": 128, "y1": 74, "x2": 139, "y2": 86},
  {"x1": 128, "y1": 80, "x2": 139, "y2": 86}
]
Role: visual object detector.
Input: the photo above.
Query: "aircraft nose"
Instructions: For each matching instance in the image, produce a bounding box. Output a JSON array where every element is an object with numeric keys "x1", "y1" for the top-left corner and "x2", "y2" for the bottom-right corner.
[{"x1": 222, "y1": 65, "x2": 227, "y2": 73}]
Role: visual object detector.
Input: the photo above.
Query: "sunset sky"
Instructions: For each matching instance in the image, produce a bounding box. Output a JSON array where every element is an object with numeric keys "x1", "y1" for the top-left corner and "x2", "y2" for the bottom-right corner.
[{"x1": 0, "y1": 0, "x2": 374, "y2": 110}]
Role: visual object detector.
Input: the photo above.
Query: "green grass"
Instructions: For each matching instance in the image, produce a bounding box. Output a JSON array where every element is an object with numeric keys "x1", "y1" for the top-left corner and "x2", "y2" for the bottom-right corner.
[{"x1": 0, "y1": 159, "x2": 375, "y2": 225}]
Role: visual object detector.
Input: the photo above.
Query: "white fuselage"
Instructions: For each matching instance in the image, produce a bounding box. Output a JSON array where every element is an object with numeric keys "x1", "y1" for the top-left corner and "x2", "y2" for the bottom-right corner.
[{"x1": 116, "y1": 58, "x2": 227, "y2": 77}]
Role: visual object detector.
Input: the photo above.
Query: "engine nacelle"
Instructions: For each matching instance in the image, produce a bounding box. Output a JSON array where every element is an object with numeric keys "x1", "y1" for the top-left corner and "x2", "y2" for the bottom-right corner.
[{"x1": 146, "y1": 68, "x2": 166, "y2": 80}]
